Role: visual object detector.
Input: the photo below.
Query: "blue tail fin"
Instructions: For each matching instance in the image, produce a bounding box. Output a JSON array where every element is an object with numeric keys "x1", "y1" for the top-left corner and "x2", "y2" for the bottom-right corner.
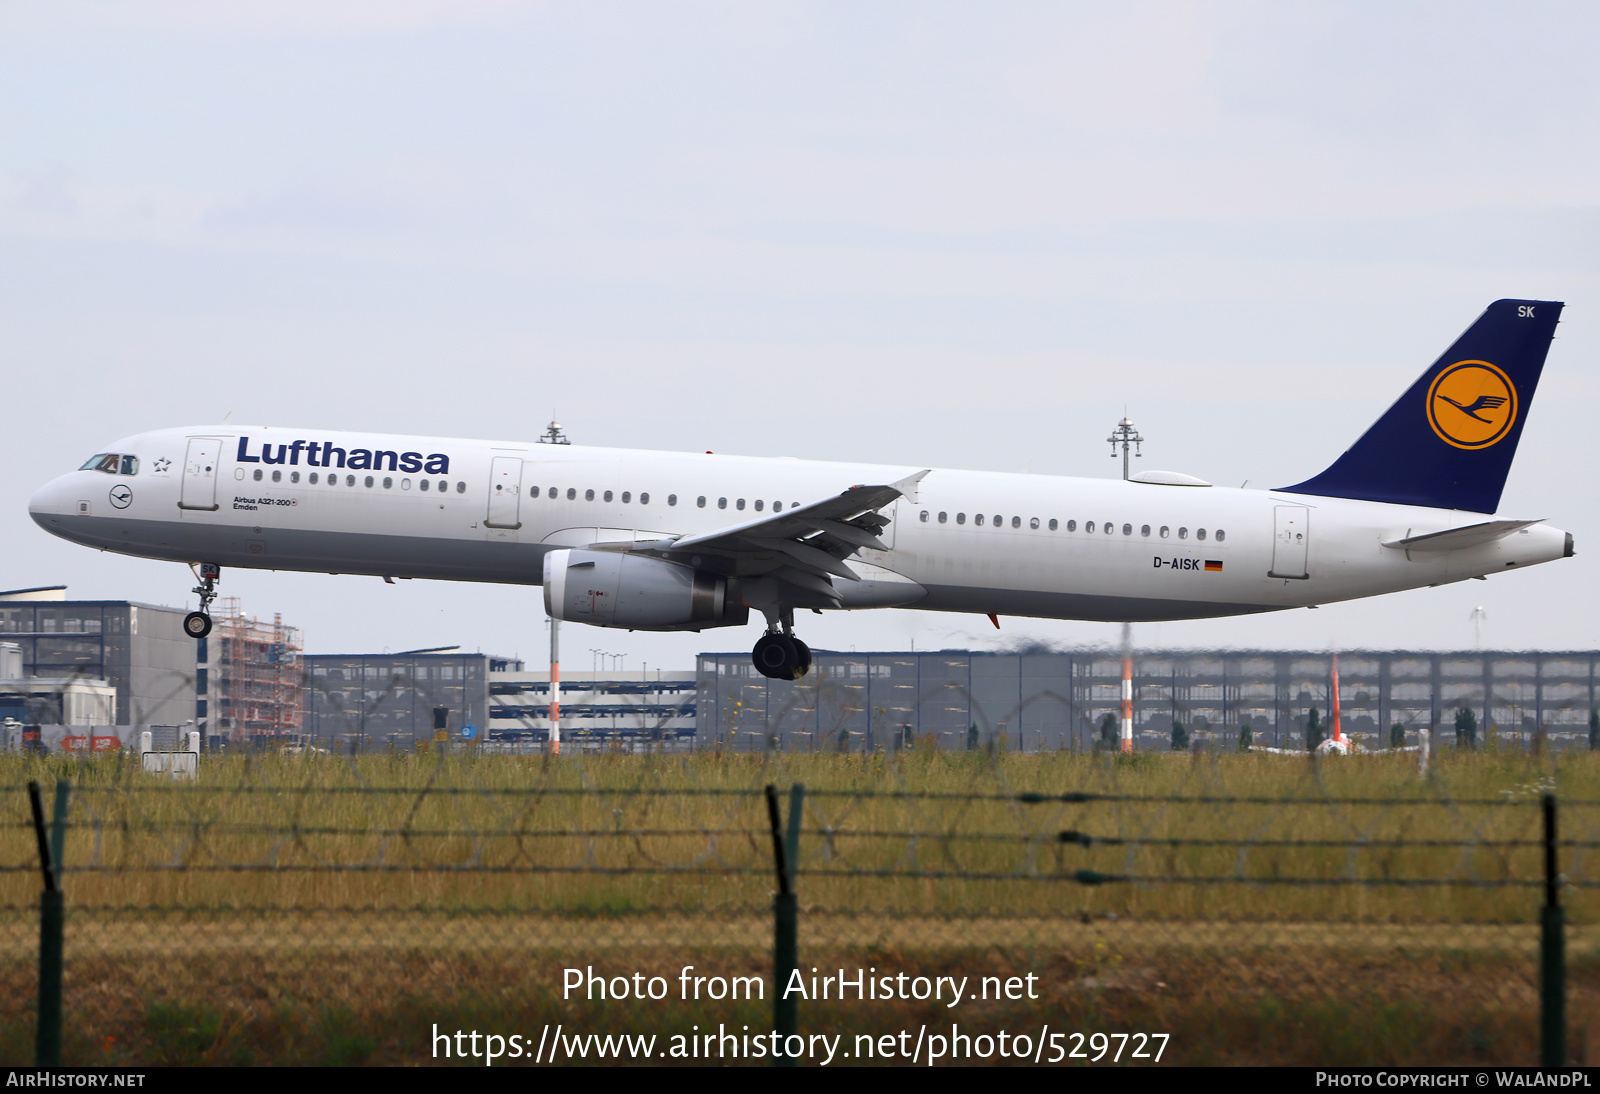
[{"x1": 1278, "y1": 299, "x2": 1563, "y2": 513}]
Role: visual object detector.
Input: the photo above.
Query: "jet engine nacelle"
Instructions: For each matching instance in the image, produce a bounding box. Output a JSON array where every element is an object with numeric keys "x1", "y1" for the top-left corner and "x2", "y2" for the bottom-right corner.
[{"x1": 542, "y1": 548, "x2": 743, "y2": 630}]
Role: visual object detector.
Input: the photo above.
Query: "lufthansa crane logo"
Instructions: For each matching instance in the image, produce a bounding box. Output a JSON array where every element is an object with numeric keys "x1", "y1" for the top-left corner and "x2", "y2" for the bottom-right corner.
[{"x1": 1426, "y1": 360, "x2": 1518, "y2": 450}]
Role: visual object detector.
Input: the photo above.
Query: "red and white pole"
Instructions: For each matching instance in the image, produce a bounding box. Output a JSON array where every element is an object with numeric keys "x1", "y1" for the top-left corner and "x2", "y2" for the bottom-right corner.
[
  {"x1": 1120, "y1": 655, "x2": 1134, "y2": 753},
  {"x1": 1331, "y1": 653, "x2": 1344, "y2": 745},
  {"x1": 549, "y1": 617, "x2": 562, "y2": 756}
]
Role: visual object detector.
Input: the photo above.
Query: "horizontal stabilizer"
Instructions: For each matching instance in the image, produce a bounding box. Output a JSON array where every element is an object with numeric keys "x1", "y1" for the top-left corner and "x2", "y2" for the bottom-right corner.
[{"x1": 1383, "y1": 519, "x2": 1541, "y2": 553}]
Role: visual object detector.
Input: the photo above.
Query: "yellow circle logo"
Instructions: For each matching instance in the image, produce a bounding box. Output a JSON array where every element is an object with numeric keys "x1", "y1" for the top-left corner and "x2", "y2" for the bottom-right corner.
[{"x1": 1426, "y1": 360, "x2": 1517, "y2": 450}]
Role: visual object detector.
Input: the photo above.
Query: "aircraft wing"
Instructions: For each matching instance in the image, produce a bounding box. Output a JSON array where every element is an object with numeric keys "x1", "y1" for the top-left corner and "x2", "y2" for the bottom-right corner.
[{"x1": 598, "y1": 469, "x2": 929, "y2": 607}]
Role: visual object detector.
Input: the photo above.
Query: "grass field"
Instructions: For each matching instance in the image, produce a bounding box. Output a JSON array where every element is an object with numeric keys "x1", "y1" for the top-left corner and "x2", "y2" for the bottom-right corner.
[{"x1": 0, "y1": 746, "x2": 1594, "y2": 1065}]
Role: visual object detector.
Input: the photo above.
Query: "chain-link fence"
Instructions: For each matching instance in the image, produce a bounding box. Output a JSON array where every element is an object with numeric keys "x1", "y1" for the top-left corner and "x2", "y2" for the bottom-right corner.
[{"x1": 1, "y1": 746, "x2": 1595, "y2": 1066}]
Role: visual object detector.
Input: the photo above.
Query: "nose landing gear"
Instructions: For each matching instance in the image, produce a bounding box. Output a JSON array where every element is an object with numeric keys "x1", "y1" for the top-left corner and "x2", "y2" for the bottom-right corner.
[
  {"x1": 184, "y1": 563, "x2": 221, "y2": 640},
  {"x1": 750, "y1": 606, "x2": 812, "y2": 681}
]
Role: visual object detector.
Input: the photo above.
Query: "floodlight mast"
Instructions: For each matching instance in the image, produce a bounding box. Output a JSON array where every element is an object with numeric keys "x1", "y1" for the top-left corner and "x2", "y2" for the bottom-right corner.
[
  {"x1": 1107, "y1": 416, "x2": 1143, "y2": 480},
  {"x1": 539, "y1": 418, "x2": 570, "y2": 753}
]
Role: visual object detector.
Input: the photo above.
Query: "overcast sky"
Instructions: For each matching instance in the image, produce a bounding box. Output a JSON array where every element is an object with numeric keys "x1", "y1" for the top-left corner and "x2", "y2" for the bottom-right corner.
[{"x1": 4, "y1": 2, "x2": 1598, "y2": 668}]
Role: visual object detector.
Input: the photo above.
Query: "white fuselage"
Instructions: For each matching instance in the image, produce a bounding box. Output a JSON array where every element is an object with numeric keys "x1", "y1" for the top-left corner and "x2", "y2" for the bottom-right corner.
[{"x1": 29, "y1": 425, "x2": 1571, "y2": 624}]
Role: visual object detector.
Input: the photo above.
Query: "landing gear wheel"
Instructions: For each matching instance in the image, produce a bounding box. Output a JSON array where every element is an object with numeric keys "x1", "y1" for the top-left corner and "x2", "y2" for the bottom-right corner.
[
  {"x1": 793, "y1": 638, "x2": 812, "y2": 678},
  {"x1": 752, "y1": 633, "x2": 805, "y2": 680},
  {"x1": 183, "y1": 611, "x2": 213, "y2": 639}
]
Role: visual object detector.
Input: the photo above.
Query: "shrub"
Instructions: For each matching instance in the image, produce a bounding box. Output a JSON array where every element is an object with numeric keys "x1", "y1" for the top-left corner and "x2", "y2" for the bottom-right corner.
[
  {"x1": 1171, "y1": 720, "x2": 1189, "y2": 751},
  {"x1": 1455, "y1": 706, "x2": 1478, "y2": 750},
  {"x1": 1306, "y1": 706, "x2": 1323, "y2": 752},
  {"x1": 1239, "y1": 720, "x2": 1253, "y2": 751},
  {"x1": 1390, "y1": 723, "x2": 1406, "y2": 750}
]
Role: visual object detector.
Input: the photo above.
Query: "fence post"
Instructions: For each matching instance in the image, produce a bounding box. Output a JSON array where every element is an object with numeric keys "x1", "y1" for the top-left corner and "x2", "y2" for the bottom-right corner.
[
  {"x1": 1541, "y1": 793, "x2": 1565, "y2": 1067},
  {"x1": 27, "y1": 781, "x2": 63, "y2": 1067},
  {"x1": 766, "y1": 784, "x2": 801, "y2": 1066}
]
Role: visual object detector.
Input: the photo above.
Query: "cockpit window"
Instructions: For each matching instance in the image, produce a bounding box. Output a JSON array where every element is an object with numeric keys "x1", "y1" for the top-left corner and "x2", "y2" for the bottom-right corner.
[
  {"x1": 81, "y1": 454, "x2": 115, "y2": 472},
  {"x1": 119, "y1": 455, "x2": 138, "y2": 476}
]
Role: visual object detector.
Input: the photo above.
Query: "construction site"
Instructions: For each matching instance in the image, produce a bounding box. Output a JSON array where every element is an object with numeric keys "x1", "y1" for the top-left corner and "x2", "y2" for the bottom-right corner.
[{"x1": 201, "y1": 598, "x2": 303, "y2": 745}]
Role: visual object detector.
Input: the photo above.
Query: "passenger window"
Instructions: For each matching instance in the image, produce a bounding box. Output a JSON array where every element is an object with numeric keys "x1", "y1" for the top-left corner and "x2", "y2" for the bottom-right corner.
[
  {"x1": 290, "y1": 471, "x2": 301, "y2": 484},
  {"x1": 1063, "y1": 520, "x2": 1072, "y2": 531},
  {"x1": 718, "y1": 498, "x2": 727, "y2": 509},
  {"x1": 622, "y1": 491, "x2": 631, "y2": 503},
  {"x1": 1029, "y1": 517, "x2": 1039, "y2": 529},
  {"x1": 456, "y1": 481, "x2": 466, "y2": 494},
  {"x1": 120, "y1": 455, "x2": 138, "y2": 475},
  {"x1": 402, "y1": 479, "x2": 411, "y2": 490},
  {"x1": 567, "y1": 488, "x2": 577, "y2": 500},
  {"x1": 754, "y1": 500, "x2": 764, "y2": 512},
  {"x1": 348, "y1": 475, "x2": 357, "y2": 487},
  {"x1": 639, "y1": 492, "x2": 649, "y2": 504},
  {"x1": 585, "y1": 489, "x2": 595, "y2": 501},
  {"x1": 365, "y1": 476, "x2": 375, "y2": 488},
  {"x1": 1122, "y1": 523, "x2": 1132, "y2": 536},
  {"x1": 548, "y1": 487, "x2": 558, "y2": 499},
  {"x1": 528, "y1": 486, "x2": 538, "y2": 498},
  {"x1": 419, "y1": 479, "x2": 428, "y2": 492},
  {"x1": 1197, "y1": 528, "x2": 1207, "y2": 541},
  {"x1": 1047, "y1": 519, "x2": 1057, "y2": 531},
  {"x1": 383, "y1": 477, "x2": 393, "y2": 489},
  {"x1": 1012, "y1": 516, "x2": 1021, "y2": 529},
  {"x1": 920, "y1": 510, "x2": 929, "y2": 522},
  {"x1": 975, "y1": 514, "x2": 985, "y2": 526},
  {"x1": 1216, "y1": 529, "x2": 1226, "y2": 543},
  {"x1": 938, "y1": 512, "x2": 948, "y2": 524},
  {"x1": 604, "y1": 490, "x2": 613, "y2": 502},
  {"x1": 773, "y1": 501, "x2": 782, "y2": 511},
  {"x1": 1085, "y1": 521, "x2": 1094, "y2": 533},
  {"x1": 736, "y1": 499, "x2": 745, "y2": 510},
  {"x1": 271, "y1": 470, "x2": 282, "y2": 483},
  {"x1": 956, "y1": 513, "x2": 966, "y2": 525},
  {"x1": 310, "y1": 472, "x2": 320, "y2": 485},
  {"x1": 668, "y1": 494, "x2": 677, "y2": 506},
  {"x1": 1178, "y1": 527, "x2": 1188, "y2": 539},
  {"x1": 253, "y1": 469, "x2": 263, "y2": 482},
  {"x1": 1104, "y1": 522, "x2": 1114, "y2": 534},
  {"x1": 991, "y1": 514, "x2": 1000, "y2": 527},
  {"x1": 1160, "y1": 525, "x2": 1169, "y2": 538},
  {"x1": 697, "y1": 496, "x2": 707, "y2": 508},
  {"x1": 1140, "y1": 524, "x2": 1150, "y2": 537}
]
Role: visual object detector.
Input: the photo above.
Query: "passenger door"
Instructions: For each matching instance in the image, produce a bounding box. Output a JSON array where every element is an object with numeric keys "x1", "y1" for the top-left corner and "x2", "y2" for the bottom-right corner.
[
  {"x1": 486, "y1": 456, "x2": 524, "y2": 529},
  {"x1": 1270, "y1": 505, "x2": 1309, "y2": 579},
  {"x1": 179, "y1": 437, "x2": 222, "y2": 511}
]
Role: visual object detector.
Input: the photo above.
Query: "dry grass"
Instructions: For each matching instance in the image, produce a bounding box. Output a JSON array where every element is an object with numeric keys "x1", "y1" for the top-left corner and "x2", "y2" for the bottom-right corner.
[{"x1": 0, "y1": 746, "x2": 1594, "y2": 1065}]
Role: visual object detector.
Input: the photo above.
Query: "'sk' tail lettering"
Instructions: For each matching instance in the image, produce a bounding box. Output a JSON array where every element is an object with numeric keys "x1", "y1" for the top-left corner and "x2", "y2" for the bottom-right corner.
[{"x1": 1279, "y1": 299, "x2": 1562, "y2": 513}]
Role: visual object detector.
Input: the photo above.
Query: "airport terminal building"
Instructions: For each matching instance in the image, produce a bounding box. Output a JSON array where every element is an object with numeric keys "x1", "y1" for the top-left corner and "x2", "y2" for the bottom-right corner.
[{"x1": 695, "y1": 648, "x2": 1600, "y2": 752}]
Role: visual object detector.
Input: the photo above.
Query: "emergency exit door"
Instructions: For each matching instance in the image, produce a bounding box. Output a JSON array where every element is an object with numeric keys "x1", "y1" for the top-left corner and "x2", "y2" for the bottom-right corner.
[
  {"x1": 486, "y1": 457, "x2": 524, "y2": 529},
  {"x1": 179, "y1": 438, "x2": 222, "y2": 511},
  {"x1": 1270, "y1": 505, "x2": 1309, "y2": 579}
]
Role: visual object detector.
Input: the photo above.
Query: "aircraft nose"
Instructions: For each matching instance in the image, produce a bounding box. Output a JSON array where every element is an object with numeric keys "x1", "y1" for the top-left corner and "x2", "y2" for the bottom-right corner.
[{"x1": 29, "y1": 475, "x2": 78, "y2": 532}]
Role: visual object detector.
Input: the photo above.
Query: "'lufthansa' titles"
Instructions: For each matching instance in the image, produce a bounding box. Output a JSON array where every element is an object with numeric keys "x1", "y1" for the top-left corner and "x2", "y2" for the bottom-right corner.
[{"x1": 235, "y1": 437, "x2": 449, "y2": 474}]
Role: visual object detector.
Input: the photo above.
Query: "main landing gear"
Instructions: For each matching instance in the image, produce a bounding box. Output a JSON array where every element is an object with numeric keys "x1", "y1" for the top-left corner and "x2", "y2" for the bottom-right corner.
[
  {"x1": 184, "y1": 562, "x2": 220, "y2": 640},
  {"x1": 751, "y1": 606, "x2": 812, "y2": 681}
]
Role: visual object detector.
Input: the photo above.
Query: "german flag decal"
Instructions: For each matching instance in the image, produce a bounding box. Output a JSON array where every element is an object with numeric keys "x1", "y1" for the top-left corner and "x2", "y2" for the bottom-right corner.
[{"x1": 1204, "y1": 560, "x2": 1223, "y2": 572}]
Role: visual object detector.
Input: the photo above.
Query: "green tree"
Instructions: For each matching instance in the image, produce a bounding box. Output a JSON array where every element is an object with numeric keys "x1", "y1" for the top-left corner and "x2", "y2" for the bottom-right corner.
[
  {"x1": 1239, "y1": 719, "x2": 1253, "y2": 751},
  {"x1": 1099, "y1": 712, "x2": 1118, "y2": 750},
  {"x1": 1390, "y1": 722, "x2": 1406, "y2": 750},
  {"x1": 1170, "y1": 719, "x2": 1189, "y2": 751},
  {"x1": 1306, "y1": 705, "x2": 1323, "y2": 752},
  {"x1": 967, "y1": 722, "x2": 980, "y2": 751},
  {"x1": 1455, "y1": 706, "x2": 1478, "y2": 750},
  {"x1": 837, "y1": 726, "x2": 849, "y2": 752}
]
